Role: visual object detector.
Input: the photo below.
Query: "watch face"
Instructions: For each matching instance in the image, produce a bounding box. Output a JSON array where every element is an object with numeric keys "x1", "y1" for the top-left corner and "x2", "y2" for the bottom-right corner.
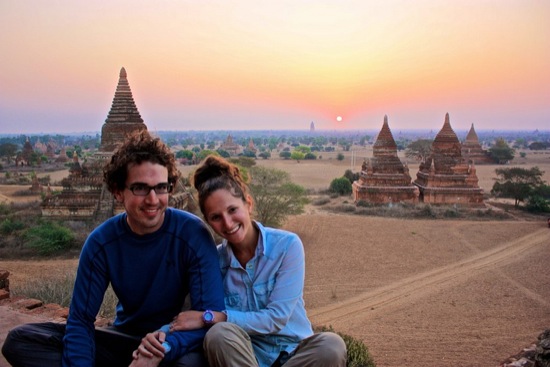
[{"x1": 203, "y1": 310, "x2": 214, "y2": 323}]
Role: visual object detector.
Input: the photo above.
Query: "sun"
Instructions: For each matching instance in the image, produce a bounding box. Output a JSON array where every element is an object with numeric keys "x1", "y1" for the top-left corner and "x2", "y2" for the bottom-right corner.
[{"x1": 336, "y1": 116, "x2": 343, "y2": 122}]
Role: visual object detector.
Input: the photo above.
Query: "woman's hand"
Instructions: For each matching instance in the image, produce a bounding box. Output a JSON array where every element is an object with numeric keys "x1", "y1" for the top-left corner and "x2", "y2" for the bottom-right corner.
[{"x1": 170, "y1": 310, "x2": 204, "y2": 331}]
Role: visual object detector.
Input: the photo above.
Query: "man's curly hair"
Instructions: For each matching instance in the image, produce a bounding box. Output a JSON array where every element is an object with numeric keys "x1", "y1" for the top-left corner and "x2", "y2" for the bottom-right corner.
[{"x1": 103, "y1": 131, "x2": 178, "y2": 194}]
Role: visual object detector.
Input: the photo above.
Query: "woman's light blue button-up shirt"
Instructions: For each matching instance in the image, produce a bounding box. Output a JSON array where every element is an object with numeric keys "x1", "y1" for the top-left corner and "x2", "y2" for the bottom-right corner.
[{"x1": 220, "y1": 221, "x2": 313, "y2": 367}]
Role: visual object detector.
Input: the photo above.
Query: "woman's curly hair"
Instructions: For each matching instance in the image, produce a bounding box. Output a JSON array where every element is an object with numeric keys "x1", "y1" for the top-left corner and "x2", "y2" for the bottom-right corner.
[
  {"x1": 103, "y1": 131, "x2": 178, "y2": 193},
  {"x1": 193, "y1": 155, "x2": 251, "y2": 216}
]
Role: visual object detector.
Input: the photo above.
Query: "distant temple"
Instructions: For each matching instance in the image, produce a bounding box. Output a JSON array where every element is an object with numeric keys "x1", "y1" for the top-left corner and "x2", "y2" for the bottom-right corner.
[
  {"x1": 41, "y1": 67, "x2": 189, "y2": 220},
  {"x1": 219, "y1": 134, "x2": 241, "y2": 156},
  {"x1": 246, "y1": 138, "x2": 257, "y2": 154},
  {"x1": 310, "y1": 121, "x2": 315, "y2": 131},
  {"x1": 413, "y1": 113, "x2": 484, "y2": 206},
  {"x1": 352, "y1": 115, "x2": 419, "y2": 204},
  {"x1": 15, "y1": 137, "x2": 35, "y2": 166},
  {"x1": 461, "y1": 123, "x2": 493, "y2": 164}
]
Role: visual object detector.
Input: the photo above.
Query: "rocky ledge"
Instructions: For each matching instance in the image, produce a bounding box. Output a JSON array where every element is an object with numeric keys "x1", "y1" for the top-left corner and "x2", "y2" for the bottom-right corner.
[{"x1": 499, "y1": 329, "x2": 550, "y2": 367}]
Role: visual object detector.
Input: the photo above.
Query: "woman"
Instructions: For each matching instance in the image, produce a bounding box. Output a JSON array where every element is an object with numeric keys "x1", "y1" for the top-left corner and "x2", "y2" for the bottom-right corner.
[{"x1": 136, "y1": 155, "x2": 346, "y2": 367}]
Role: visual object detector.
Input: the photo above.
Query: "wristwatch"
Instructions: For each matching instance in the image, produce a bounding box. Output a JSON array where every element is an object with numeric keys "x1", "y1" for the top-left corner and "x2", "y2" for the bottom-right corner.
[{"x1": 202, "y1": 310, "x2": 215, "y2": 326}]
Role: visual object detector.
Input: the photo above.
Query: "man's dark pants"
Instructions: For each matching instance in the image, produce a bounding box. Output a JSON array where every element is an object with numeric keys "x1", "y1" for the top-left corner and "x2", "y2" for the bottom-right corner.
[{"x1": 2, "y1": 322, "x2": 207, "y2": 367}]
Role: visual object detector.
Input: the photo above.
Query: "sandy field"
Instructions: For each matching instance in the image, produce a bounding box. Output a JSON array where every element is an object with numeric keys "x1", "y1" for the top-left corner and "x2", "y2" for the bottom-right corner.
[{"x1": 1, "y1": 148, "x2": 550, "y2": 366}]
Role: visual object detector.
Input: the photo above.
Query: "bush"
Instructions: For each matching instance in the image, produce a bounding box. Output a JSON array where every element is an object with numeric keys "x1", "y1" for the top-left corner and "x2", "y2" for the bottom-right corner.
[
  {"x1": 315, "y1": 326, "x2": 376, "y2": 367},
  {"x1": 526, "y1": 195, "x2": 550, "y2": 213},
  {"x1": 0, "y1": 202, "x2": 11, "y2": 216},
  {"x1": 312, "y1": 196, "x2": 331, "y2": 206},
  {"x1": 332, "y1": 204, "x2": 356, "y2": 213},
  {"x1": 0, "y1": 217, "x2": 25, "y2": 235},
  {"x1": 279, "y1": 151, "x2": 291, "y2": 159},
  {"x1": 344, "y1": 169, "x2": 360, "y2": 183},
  {"x1": 417, "y1": 204, "x2": 436, "y2": 218},
  {"x1": 330, "y1": 177, "x2": 352, "y2": 195},
  {"x1": 229, "y1": 156, "x2": 256, "y2": 168},
  {"x1": 23, "y1": 221, "x2": 75, "y2": 255},
  {"x1": 337, "y1": 153, "x2": 345, "y2": 161}
]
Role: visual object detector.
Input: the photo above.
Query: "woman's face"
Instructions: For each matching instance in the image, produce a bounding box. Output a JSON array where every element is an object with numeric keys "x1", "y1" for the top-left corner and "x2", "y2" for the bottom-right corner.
[{"x1": 203, "y1": 188, "x2": 254, "y2": 247}]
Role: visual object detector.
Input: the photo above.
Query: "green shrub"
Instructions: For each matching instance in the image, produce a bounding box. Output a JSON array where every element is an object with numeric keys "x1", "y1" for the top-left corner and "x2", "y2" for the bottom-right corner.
[
  {"x1": 526, "y1": 195, "x2": 550, "y2": 213},
  {"x1": 333, "y1": 204, "x2": 356, "y2": 213},
  {"x1": 330, "y1": 177, "x2": 352, "y2": 195},
  {"x1": 344, "y1": 169, "x2": 360, "y2": 183},
  {"x1": 337, "y1": 153, "x2": 345, "y2": 161},
  {"x1": 312, "y1": 196, "x2": 331, "y2": 206},
  {"x1": 23, "y1": 221, "x2": 75, "y2": 255},
  {"x1": 0, "y1": 217, "x2": 25, "y2": 235},
  {"x1": 315, "y1": 326, "x2": 376, "y2": 367},
  {"x1": 417, "y1": 204, "x2": 436, "y2": 218},
  {"x1": 356, "y1": 200, "x2": 372, "y2": 207},
  {"x1": 443, "y1": 208, "x2": 461, "y2": 218},
  {"x1": 0, "y1": 202, "x2": 11, "y2": 216}
]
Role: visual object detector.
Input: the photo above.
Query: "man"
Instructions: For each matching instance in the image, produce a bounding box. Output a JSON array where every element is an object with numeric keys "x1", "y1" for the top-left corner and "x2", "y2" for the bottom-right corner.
[{"x1": 2, "y1": 131, "x2": 225, "y2": 366}]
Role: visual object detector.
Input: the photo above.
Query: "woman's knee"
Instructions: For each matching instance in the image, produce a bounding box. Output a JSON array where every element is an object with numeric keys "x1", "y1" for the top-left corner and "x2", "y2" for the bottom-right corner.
[{"x1": 315, "y1": 332, "x2": 347, "y2": 361}]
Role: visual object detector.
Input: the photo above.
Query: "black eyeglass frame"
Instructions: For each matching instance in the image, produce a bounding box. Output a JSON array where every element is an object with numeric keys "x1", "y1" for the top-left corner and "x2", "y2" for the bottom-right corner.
[{"x1": 126, "y1": 182, "x2": 174, "y2": 196}]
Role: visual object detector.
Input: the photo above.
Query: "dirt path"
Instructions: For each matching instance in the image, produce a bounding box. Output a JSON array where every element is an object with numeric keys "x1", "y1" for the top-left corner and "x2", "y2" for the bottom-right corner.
[{"x1": 308, "y1": 228, "x2": 550, "y2": 326}]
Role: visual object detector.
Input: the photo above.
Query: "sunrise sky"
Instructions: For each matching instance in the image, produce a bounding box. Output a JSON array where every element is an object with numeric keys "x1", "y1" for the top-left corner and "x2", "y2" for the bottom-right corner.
[{"x1": 1, "y1": 1, "x2": 549, "y2": 134}]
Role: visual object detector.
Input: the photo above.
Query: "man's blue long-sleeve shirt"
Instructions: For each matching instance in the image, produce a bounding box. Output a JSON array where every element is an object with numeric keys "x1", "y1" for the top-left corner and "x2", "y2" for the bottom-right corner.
[{"x1": 63, "y1": 208, "x2": 225, "y2": 366}]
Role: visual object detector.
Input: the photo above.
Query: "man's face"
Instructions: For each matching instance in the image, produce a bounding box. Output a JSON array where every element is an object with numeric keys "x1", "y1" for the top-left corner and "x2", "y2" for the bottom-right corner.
[{"x1": 113, "y1": 161, "x2": 170, "y2": 235}]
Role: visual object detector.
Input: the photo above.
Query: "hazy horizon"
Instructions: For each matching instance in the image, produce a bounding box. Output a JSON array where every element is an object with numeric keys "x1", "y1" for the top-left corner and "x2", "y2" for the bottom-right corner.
[{"x1": 1, "y1": 1, "x2": 549, "y2": 134}]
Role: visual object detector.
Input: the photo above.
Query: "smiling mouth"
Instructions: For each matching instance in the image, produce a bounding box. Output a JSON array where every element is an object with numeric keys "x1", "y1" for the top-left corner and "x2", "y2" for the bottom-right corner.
[
  {"x1": 226, "y1": 224, "x2": 240, "y2": 235},
  {"x1": 143, "y1": 208, "x2": 159, "y2": 215}
]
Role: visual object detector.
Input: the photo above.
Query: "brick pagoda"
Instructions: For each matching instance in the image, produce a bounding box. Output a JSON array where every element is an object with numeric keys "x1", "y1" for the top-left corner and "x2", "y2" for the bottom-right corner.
[
  {"x1": 413, "y1": 113, "x2": 484, "y2": 206},
  {"x1": 461, "y1": 123, "x2": 493, "y2": 164},
  {"x1": 352, "y1": 115, "x2": 419, "y2": 204},
  {"x1": 100, "y1": 67, "x2": 147, "y2": 152}
]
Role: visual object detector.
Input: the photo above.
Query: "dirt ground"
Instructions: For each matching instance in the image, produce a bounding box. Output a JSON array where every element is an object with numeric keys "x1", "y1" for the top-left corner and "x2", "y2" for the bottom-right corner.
[{"x1": 1, "y1": 149, "x2": 550, "y2": 367}]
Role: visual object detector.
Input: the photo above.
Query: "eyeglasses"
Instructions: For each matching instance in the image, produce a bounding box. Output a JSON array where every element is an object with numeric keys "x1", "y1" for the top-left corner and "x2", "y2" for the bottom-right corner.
[{"x1": 127, "y1": 183, "x2": 173, "y2": 196}]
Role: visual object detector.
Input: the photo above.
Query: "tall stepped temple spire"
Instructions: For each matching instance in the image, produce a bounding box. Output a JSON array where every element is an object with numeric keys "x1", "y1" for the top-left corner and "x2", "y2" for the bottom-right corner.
[
  {"x1": 352, "y1": 115, "x2": 419, "y2": 204},
  {"x1": 461, "y1": 123, "x2": 493, "y2": 164},
  {"x1": 413, "y1": 113, "x2": 484, "y2": 206},
  {"x1": 100, "y1": 67, "x2": 147, "y2": 152}
]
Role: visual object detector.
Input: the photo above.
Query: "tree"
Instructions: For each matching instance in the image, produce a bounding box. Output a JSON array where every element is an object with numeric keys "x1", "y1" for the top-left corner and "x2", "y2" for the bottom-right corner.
[
  {"x1": 405, "y1": 139, "x2": 433, "y2": 162},
  {"x1": 196, "y1": 149, "x2": 219, "y2": 162},
  {"x1": 290, "y1": 151, "x2": 305, "y2": 162},
  {"x1": 0, "y1": 143, "x2": 18, "y2": 164},
  {"x1": 343, "y1": 169, "x2": 360, "y2": 183},
  {"x1": 229, "y1": 156, "x2": 256, "y2": 168},
  {"x1": 329, "y1": 177, "x2": 352, "y2": 195},
  {"x1": 258, "y1": 151, "x2": 271, "y2": 159},
  {"x1": 491, "y1": 166, "x2": 545, "y2": 207},
  {"x1": 488, "y1": 138, "x2": 515, "y2": 164},
  {"x1": 529, "y1": 141, "x2": 549, "y2": 150},
  {"x1": 279, "y1": 151, "x2": 291, "y2": 160},
  {"x1": 176, "y1": 150, "x2": 194, "y2": 160},
  {"x1": 216, "y1": 149, "x2": 230, "y2": 158},
  {"x1": 336, "y1": 153, "x2": 344, "y2": 161},
  {"x1": 249, "y1": 166, "x2": 308, "y2": 227},
  {"x1": 295, "y1": 145, "x2": 311, "y2": 154}
]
